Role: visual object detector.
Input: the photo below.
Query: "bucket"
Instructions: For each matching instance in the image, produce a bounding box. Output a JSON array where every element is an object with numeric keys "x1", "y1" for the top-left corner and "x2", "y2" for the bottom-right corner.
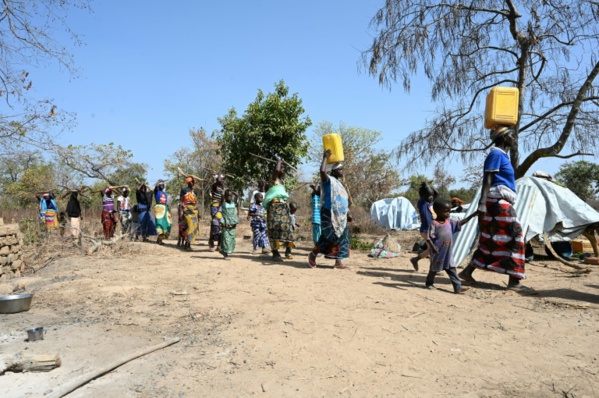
[
  {"x1": 27, "y1": 326, "x2": 44, "y2": 342},
  {"x1": 322, "y1": 134, "x2": 344, "y2": 164}
]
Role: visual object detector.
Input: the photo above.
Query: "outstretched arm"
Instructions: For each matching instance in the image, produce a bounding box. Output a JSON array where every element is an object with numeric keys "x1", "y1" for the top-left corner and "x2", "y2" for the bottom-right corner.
[
  {"x1": 272, "y1": 160, "x2": 284, "y2": 181},
  {"x1": 459, "y1": 211, "x2": 478, "y2": 226}
]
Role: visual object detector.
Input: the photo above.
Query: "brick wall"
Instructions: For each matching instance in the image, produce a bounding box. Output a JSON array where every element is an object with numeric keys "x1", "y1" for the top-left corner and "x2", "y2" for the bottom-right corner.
[{"x1": 0, "y1": 224, "x2": 24, "y2": 281}]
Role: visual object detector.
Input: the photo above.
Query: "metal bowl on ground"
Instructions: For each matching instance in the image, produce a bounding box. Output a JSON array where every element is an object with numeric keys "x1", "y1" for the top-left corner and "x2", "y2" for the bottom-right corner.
[{"x1": 0, "y1": 293, "x2": 33, "y2": 314}]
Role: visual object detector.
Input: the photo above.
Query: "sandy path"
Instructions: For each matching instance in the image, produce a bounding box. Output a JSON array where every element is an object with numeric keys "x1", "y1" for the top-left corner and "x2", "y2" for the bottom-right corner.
[{"x1": 1, "y1": 231, "x2": 598, "y2": 397}]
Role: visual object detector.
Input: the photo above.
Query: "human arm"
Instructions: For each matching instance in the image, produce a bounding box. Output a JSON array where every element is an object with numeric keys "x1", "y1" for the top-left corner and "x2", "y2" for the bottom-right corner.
[
  {"x1": 427, "y1": 224, "x2": 439, "y2": 254},
  {"x1": 477, "y1": 172, "x2": 495, "y2": 226},
  {"x1": 459, "y1": 211, "x2": 478, "y2": 227},
  {"x1": 320, "y1": 150, "x2": 331, "y2": 182},
  {"x1": 272, "y1": 159, "x2": 284, "y2": 182}
]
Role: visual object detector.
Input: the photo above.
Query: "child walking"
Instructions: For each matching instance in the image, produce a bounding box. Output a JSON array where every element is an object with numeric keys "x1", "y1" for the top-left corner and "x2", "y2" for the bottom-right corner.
[
  {"x1": 425, "y1": 198, "x2": 476, "y2": 294},
  {"x1": 410, "y1": 182, "x2": 438, "y2": 271},
  {"x1": 285, "y1": 202, "x2": 300, "y2": 259},
  {"x1": 309, "y1": 184, "x2": 321, "y2": 245},
  {"x1": 248, "y1": 192, "x2": 270, "y2": 254},
  {"x1": 220, "y1": 189, "x2": 239, "y2": 260}
]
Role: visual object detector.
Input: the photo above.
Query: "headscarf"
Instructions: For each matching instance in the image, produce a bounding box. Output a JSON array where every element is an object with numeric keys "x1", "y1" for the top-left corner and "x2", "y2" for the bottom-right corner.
[
  {"x1": 451, "y1": 197, "x2": 464, "y2": 205},
  {"x1": 104, "y1": 187, "x2": 112, "y2": 194},
  {"x1": 490, "y1": 125, "x2": 512, "y2": 142},
  {"x1": 185, "y1": 177, "x2": 194, "y2": 184},
  {"x1": 325, "y1": 162, "x2": 344, "y2": 173}
]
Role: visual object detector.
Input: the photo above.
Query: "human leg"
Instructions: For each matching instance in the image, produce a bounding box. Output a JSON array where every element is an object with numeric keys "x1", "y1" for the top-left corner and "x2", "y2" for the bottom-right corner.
[
  {"x1": 446, "y1": 268, "x2": 466, "y2": 293},
  {"x1": 425, "y1": 270, "x2": 437, "y2": 288}
]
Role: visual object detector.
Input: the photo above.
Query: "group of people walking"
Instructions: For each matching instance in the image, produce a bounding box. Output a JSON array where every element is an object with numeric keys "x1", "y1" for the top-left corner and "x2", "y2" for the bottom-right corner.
[{"x1": 37, "y1": 124, "x2": 529, "y2": 293}]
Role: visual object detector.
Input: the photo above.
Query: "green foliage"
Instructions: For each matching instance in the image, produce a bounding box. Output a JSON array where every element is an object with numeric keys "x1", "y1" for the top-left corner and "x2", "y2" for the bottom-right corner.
[
  {"x1": 19, "y1": 218, "x2": 43, "y2": 246},
  {"x1": 216, "y1": 80, "x2": 312, "y2": 192},
  {"x1": 350, "y1": 236, "x2": 375, "y2": 251},
  {"x1": 4, "y1": 163, "x2": 56, "y2": 207},
  {"x1": 400, "y1": 174, "x2": 429, "y2": 207},
  {"x1": 310, "y1": 122, "x2": 402, "y2": 208},
  {"x1": 555, "y1": 160, "x2": 599, "y2": 202}
]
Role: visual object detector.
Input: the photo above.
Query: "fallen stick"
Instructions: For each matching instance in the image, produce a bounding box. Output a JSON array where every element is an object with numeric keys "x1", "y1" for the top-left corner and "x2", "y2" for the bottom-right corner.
[{"x1": 47, "y1": 337, "x2": 180, "y2": 398}]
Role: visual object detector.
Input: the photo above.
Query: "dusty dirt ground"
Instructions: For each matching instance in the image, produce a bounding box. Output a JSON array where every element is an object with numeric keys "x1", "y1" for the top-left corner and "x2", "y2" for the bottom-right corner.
[{"x1": 1, "y1": 225, "x2": 599, "y2": 398}]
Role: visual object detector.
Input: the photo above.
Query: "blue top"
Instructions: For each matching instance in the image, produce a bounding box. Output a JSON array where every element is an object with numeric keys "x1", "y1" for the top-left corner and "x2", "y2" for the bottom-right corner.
[
  {"x1": 484, "y1": 148, "x2": 516, "y2": 192},
  {"x1": 311, "y1": 194, "x2": 321, "y2": 224},
  {"x1": 417, "y1": 197, "x2": 434, "y2": 233},
  {"x1": 155, "y1": 189, "x2": 168, "y2": 205},
  {"x1": 429, "y1": 219, "x2": 461, "y2": 271}
]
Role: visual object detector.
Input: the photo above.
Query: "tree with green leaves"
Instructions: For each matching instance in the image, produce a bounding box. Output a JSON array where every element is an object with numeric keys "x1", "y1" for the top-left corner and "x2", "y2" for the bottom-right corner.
[
  {"x1": 363, "y1": 0, "x2": 599, "y2": 178},
  {"x1": 216, "y1": 80, "x2": 312, "y2": 192},
  {"x1": 555, "y1": 160, "x2": 599, "y2": 202},
  {"x1": 310, "y1": 122, "x2": 402, "y2": 208}
]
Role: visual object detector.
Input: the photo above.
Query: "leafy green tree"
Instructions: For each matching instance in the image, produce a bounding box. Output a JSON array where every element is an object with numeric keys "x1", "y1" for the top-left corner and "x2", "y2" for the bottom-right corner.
[
  {"x1": 555, "y1": 160, "x2": 599, "y2": 202},
  {"x1": 4, "y1": 163, "x2": 56, "y2": 208},
  {"x1": 216, "y1": 80, "x2": 312, "y2": 192},
  {"x1": 363, "y1": 1, "x2": 599, "y2": 177},
  {"x1": 310, "y1": 122, "x2": 402, "y2": 208}
]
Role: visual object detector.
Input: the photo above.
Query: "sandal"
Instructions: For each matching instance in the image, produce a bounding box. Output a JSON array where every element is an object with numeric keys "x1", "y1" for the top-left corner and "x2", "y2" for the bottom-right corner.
[
  {"x1": 307, "y1": 252, "x2": 317, "y2": 268},
  {"x1": 506, "y1": 284, "x2": 538, "y2": 295},
  {"x1": 334, "y1": 263, "x2": 349, "y2": 269},
  {"x1": 458, "y1": 272, "x2": 477, "y2": 286}
]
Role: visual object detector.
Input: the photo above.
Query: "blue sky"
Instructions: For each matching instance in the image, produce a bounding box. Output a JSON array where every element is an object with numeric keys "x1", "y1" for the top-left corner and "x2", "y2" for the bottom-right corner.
[{"x1": 31, "y1": 1, "x2": 592, "y2": 186}]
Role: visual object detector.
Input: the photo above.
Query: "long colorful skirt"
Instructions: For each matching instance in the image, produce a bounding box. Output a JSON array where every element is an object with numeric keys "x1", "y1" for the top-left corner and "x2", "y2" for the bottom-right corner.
[
  {"x1": 155, "y1": 204, "x2": 172, "y2": 239},
  {"x1": 44, "y1": 210, "x2": 59, "y2": 229},
  {"x1": 181, "y1": 204, "x2": 199, "y2": 243},
  {"x1": 221, "y1": 225, "x2": 237, "y2": 254},
  {"x1": 471, "y1": 198, "x2": 526, "y2": 279},
  {"x1": 210, "y1": 203, "x2": 222, "y2": 243},
  {"x1": 312, "y1": 223, "x2": 321, "y2": 245},
  {"x1": 313, "y1": 208, "x2": 350, "y2": 260},
  {"x1": 251, "y1": 218, "x2": 270, "y2": 249},
  {"x1": 267, "y1": 201, "x2": 296, "y2": 251},
  {"x1": 138, "y1": 205, "x2": 157, "y2": 238},
  {"x1": 102, "y1": 210, "x2": 118, "y2": 239}
]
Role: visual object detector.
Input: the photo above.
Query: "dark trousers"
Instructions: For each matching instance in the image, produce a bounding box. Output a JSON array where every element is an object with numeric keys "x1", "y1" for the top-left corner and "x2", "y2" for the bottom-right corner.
[{"x1": 426, "y1": 267, "x2": 462, "y2": 293}]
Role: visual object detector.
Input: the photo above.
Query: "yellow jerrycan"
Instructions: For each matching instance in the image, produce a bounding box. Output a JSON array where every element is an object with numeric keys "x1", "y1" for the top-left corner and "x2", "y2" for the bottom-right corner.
[
  {"x1": 322, "y1": 133, "x2": 344, "y2": 164},
  {"x1": 484, "y1": 86, "x2": 519, "y2": 129}
]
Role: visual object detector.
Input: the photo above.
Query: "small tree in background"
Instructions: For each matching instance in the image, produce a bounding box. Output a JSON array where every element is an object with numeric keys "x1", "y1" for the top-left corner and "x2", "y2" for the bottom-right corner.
[
  {"x1": 555, "y1": 160, "x2": 599, "y2": 202},
  {"x1": 216, "y1": 80, "x2": 312, "y2": 193},
  {"x1": 309, "y1": 122, "x2": 402, "y2": 208},
  {"x1": 164, "y1": 128, "x2": 222, "y2": 213}
]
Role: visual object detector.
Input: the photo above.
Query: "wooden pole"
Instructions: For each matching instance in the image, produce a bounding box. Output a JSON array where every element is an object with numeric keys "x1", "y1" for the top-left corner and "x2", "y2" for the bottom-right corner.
[{"x1": 47, "y1": 338, "x2": 180, "y2": 398}]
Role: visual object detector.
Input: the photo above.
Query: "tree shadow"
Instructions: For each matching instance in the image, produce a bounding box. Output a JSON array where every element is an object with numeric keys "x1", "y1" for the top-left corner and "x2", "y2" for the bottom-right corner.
[{"x1": 533, "y1": 288, "x2": 599, "y2": 304}]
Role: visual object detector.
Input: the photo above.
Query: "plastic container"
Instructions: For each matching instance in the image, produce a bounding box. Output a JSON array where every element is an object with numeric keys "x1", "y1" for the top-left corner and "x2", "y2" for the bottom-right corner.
[
  {"x1": 484, "y1": 87, "x2": 519, "y2": 129},
  {"x1": 322, "y1": 134, "x2": 344, "y2": 164}
]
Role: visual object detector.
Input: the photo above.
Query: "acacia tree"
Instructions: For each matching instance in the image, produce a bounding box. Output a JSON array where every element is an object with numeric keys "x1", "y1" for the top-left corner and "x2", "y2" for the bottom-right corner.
[
  {"x1": 310, "y1": 122, "x2": 402, "y2": 208},
  {"x1": 0, "y1": 1, "x2": 89, "y2": 147},
  {"x1": 363, "y1": 0, "x2": 599, "y2": 177},
  {"x1": 56, "y1": 143, "x2": 147, "y2": 186},
  {"x1": 216, "y1": 80, "x2": 312, "y2": 192},
  {"x1": 164, "y1": 128, "x2": 222, "y2": 212}
]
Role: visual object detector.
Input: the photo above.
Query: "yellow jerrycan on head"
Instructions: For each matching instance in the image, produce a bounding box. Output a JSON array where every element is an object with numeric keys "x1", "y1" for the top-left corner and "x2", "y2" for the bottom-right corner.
[
  {"x1": 322, "y1": 133, "x2": 344, "y2": 164},
  {"x1": 484, "y1": 86, "x2": 519, "y2": 129}
]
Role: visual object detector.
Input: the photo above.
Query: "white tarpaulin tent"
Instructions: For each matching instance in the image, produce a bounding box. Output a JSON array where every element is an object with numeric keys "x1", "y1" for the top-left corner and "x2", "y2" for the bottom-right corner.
[
  {"x1": 452, "y1": 176, "x2": 599, "y2": 266},
  {"x1": 370, "y1": 197, "x2": 420, "y2": 231}
]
